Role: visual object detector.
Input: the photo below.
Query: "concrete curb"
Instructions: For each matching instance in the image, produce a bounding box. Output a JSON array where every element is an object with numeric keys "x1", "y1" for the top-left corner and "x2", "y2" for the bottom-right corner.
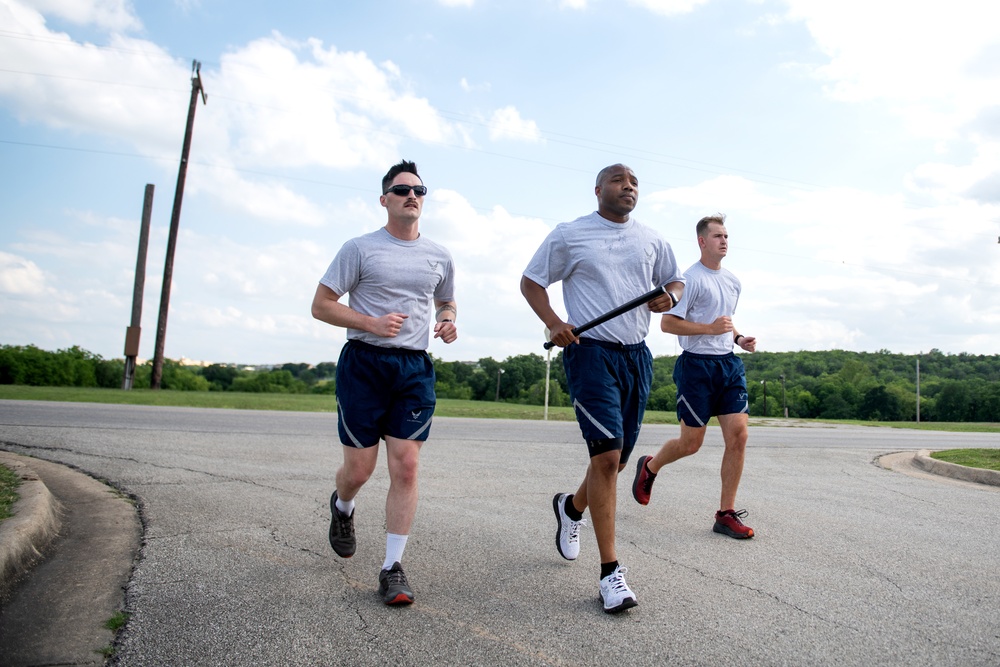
[
  {"x1": 912, "y1": 449, "x2": 1000, "y2": 487},
  {"x1": 0, "y1": 451, "x2": 141, "y2": 665},
  {"x1": 0, "y1": 452, "x2": 62, "y2": 598}
]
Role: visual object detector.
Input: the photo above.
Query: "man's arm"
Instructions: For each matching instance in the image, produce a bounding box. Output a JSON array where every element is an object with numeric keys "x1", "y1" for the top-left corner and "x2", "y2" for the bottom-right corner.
[
  {"x1": 662, "y1": 313, "x2": 757, "y2": 352},
  {"x1": 647, "y1": 280, "x2": 685, "y2": 313},
  {"x1": 433, "y1": 299, "x2": 458, "y2": 343},
  {"x1": 733, "y1": 330, "x2": 757, "y2": 352},
  {"x1": 520, "y1": 276, "x2": 577, "y2": 347},
  {"x1": 310, "y1": 283, "x2": 407, "y2": 339},
  {"x1": 660, "y1": 313, "x2": 734, "y2": 336}
]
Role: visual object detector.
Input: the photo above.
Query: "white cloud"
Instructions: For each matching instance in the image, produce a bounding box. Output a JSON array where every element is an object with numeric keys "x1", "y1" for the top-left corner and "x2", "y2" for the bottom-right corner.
[
  {"x1": 781, "y1": 0, "x2": 1000, "y2": 142},
  {"x1": 627, "y1": 0, "x2": 710, "y2": 15},
  {"x1": 189, "y1": 163, "x2": 327, "y2": 226},
  {"x1": 172, "y1": 0, "x2": 200, "y2": 13},
  {"x1": 418, "y1": 189, "x2": 556, "y2": 357},
  {"x1": 19, "y1": 0, "x2": 141, "y2": 32},
  {"x1": 0, "y1": 9, "x2": 470, "y2": 229},
  {"x1": 642, "y1": 173, "x2": 1000, "y2": 354},
  {"x1": 459, "y1": 77, "x2": 490, "y2": 93},
  {"x1": 0, "y1": 251, "x2": 48, "y2": 296},
  {"x1": 3, "y1": 0, "x2": 999, "y2": 364},
  {"x1": 0, "y1": 10, "x2": 183, "y2": 142},
  {"x1": 214, "y1": 34, "x2": 461, "y2": 171},
  {"x1": 185, "y1": 235, "x2": 332, "y2": 304},
  {"x1": 908, "y1": 141, "x2": 1000, "y2": 204},
  {"x1": 11, "y1": 209, "x2": 142, "y2": 265},
  {"x1": 558, "y1": 0, "x2": 710, "y2": 14},
  {"x1": 144, "y1": 192, "x2": 554, "y2": 363},
  {"x1": 645, "y1": 174, "x2": 779, "y2": 217},
  {"x1": 487, "y1": 105, "x2": 542, "y2": 143}
]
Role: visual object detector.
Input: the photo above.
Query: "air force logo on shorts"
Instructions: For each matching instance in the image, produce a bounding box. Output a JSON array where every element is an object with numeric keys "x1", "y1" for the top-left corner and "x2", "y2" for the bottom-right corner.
[
  {"x1": 336, "y1": 341, "x2": 436, "y2": 447},
  {"x1": 674, "y1": 353, "x2": 749, "y2": 426}
]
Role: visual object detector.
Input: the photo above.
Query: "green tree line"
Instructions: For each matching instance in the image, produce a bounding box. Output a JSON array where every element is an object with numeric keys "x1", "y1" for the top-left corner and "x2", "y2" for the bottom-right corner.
[{"x1": 2, "y1": 344, "x2": 999, "y2": 422}]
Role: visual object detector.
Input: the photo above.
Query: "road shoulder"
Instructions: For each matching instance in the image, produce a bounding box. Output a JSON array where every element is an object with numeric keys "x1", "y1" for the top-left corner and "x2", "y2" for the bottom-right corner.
[{"x1": 0, "y1": 451, "x2": 141, "y2": 665}]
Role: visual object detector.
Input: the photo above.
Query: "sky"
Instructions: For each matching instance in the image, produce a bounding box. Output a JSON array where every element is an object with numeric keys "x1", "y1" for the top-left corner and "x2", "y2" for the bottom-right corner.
[{"x1": 1, "y1": 0, "x2": 998, "y2": 367}]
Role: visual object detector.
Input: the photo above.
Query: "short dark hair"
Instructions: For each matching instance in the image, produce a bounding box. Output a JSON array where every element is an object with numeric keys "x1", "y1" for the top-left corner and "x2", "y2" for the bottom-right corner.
[
  {"x1": 696, "y1": 214, "x2": 726, "y2": 237},
  {"x1": 382, "y1": 160, "x2": 421, "y2": 193}
]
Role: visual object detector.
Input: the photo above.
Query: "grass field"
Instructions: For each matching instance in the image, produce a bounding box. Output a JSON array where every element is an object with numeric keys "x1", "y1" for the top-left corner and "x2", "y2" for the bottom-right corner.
[
  {"x1": 0, "y1": 384, "x2": 675, "y2": 423},
  {"x1": 0, "y1": 463, "x2": 20, "y2": 522},
  {"x1": 931, "y1": 448, "x2": 1000, "y2": 471},
  {"x1": 2, "y1": 385, "x2": 1000, "y2": 484},
  {"x1": 832, "y1": 419, "x2": 1000, "y2": 433},
  {"x1": 4, "y1": 385, "x2": 1000, "y2": 433}
]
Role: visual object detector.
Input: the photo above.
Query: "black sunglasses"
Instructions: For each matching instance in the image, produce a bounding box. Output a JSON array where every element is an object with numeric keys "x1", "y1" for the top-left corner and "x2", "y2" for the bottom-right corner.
[{"x1": 384, "y1": 184, "x2": 428, "y2": 197}]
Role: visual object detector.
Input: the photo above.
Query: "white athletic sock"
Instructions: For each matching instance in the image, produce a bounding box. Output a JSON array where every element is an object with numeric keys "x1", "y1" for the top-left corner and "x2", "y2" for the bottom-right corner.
[
  {"x1": 335, "y1": 494, "x2": 355, "y2": 517},
  {"x1": 382, "y1": 533, "x2": 409, "y2": 570}
]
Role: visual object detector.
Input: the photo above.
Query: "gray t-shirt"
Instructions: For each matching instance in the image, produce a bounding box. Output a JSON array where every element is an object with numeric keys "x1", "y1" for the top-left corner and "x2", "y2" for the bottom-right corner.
[
  {"x1": 523, "y1": 211, "x2": 683, "y2": 345},
  {"x1": 671, "y1": 260, "x2": 742, "y2": 355},
  {"x1": 320, "y1": 227, "x2": 455, "y2": 350}
]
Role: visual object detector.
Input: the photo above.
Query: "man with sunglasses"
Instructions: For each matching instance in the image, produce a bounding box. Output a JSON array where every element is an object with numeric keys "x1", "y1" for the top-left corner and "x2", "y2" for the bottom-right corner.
[
  {"x1": 521, "y1": 164, "x2": 684, "y2": 613},
  {"x1": 311, "y1": 160, "x2": 457, "y2": 606}
]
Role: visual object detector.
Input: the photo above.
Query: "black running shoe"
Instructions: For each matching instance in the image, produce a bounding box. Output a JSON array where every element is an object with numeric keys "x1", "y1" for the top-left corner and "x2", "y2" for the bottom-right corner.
[
  {"x1": 329, "y1": 491, "x2": 356, "y2": 558},
  {"x1": 378, "y1": 562, "x2": 414, "y2": 605}
]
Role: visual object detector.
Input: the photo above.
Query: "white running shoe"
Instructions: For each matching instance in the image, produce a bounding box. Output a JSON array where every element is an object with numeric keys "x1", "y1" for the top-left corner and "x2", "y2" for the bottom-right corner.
[
  {"x1": 599, "y1": 565, "x2": 638, "y2": 614},
  {"x1": 552, "y1": 493, "x2": 585, "y2": 561}
]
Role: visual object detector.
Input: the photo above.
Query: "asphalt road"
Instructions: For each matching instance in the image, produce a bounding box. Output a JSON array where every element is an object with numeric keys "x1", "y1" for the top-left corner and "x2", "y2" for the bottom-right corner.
[{"x1": 1, "y1": 400, "x2": 999, "y2": 666}]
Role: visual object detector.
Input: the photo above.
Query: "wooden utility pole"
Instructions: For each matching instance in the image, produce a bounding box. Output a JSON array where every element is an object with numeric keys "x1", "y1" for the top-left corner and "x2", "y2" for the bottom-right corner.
[
  {"x1": 151, "y1": 61, "x2": 207, "y2": 389},
  {"x1": 122, "y1": 183, "x2": 154, "y2": 389}
]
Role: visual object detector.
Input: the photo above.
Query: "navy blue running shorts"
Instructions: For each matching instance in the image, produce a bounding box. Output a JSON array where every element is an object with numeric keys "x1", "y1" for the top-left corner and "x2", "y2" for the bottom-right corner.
[
  {"x1": 563, "y1": 338, "x2": 652, "y2": 463},
  {"x1": 335, "y1": 340, "x2": 436, "y2": 447},
  {"x1": 673, "y1": 351, "x2": 748, "y2": 427}
]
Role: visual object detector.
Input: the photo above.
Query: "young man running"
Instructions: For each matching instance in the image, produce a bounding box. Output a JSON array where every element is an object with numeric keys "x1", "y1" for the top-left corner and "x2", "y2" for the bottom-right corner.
[
  {"x1": 311, "y1": 160, "x2": 458, "y2": 605},
  {"x1": 521, "y1": 164, "x2": 684, "y2": 613},
  {"x1": 631, "y1": 214, "x2": 757, "y2": 539}
]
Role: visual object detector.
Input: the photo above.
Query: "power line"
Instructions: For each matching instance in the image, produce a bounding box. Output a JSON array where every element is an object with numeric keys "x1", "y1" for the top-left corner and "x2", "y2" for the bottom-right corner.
[
  {"x1": 0, "y1": 52, "x2": 983, "y2": 239},
  {"x1": 0, "y1": 28, "x2": 173, "y2": 59},
  {"x1": 4, "y1": 138, "x2": 991, "y2": 290},
  {"x1": 0, "y1": 67, "x2": 187, "y2": 93},
  {"x1": 0, "y1": 58, "x2": 824, "y2": 193},
  {"x1": 0, "y1": 133, "x2": 973, "y2": 239}
]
